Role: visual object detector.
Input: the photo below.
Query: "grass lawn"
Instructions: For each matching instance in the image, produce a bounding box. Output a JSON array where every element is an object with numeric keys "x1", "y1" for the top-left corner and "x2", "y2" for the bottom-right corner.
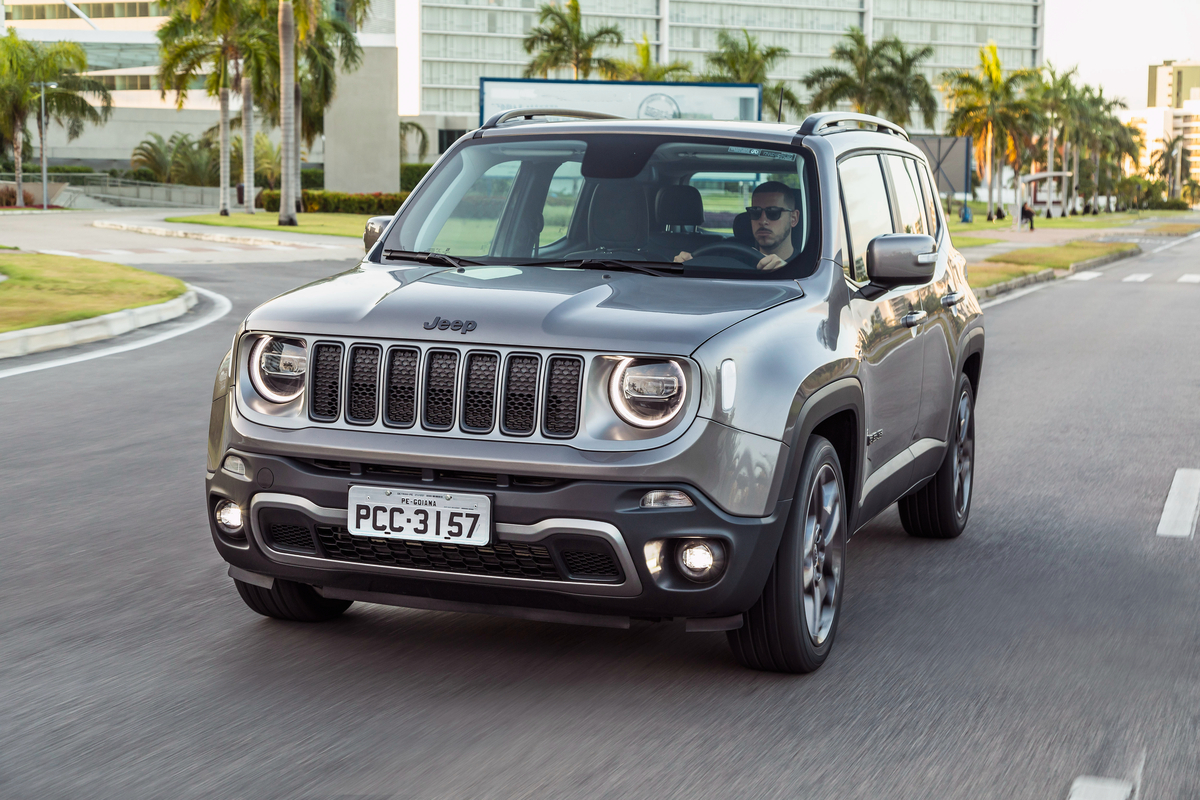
[
  {"x1": 0, "y1": 253, "x2": 186, "y2": 334},
  {"x1": 166, "y1": 212, "x2": 373, "y2": 238},
  {"x1": 1147, "y1": 223, "x2": 1200, "y2": 235},
  {"x1": 951, "y1": 235, "x2": 1001, "y2": 248},
  {"x1": 967, "y1": 263, "x2": 1047, "y2": 288},
  {"x1": 947, "y1": 209, "x2": 1198, "y2": 234},
  {"x1": 983, "y1": 240, "x2": 1138, "y2": 270}
]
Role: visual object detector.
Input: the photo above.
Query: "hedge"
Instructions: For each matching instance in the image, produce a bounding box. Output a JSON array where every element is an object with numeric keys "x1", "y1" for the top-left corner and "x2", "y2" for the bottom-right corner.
[
  {"x1": 257, "y1": 189, "x2": 409, "y2": 214},
  {"x1": 401, "y1": 163, "x2": 433, "y2": 191}
]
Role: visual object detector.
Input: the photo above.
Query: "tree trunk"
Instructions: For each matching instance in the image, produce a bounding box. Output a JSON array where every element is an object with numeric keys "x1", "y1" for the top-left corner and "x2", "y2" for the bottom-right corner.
[
  {"x1": 1092, "y1": 148, "x2": 1099, "y2": 212},
  {"x1": 1046, "y1": 120, "x2": 1054, "y2": 213},
  {"x1": 14, "y1": 126, "x2": 24, "y2": 207},
  {"x1": 985, "y1": 124, "x2": 994, "y2": 216},
  {"x1": 1071, "y1": 141, "x2": 1080, "y2": 213},
  {"x1": 38, "y1": 101, "x2": 48, "y2": 210},
  {"x1": 294, "y1": 81, "x2": 302, "y2": 214},
  {"x1": 219, "y1": 87, "x2": 230, "y2": 216},
  {"x1": 243, "y1": 77, "x2": 255, "y2": 214},
  {"x1": 278, "y1": 0, "x2": 298, "y2": 226}
]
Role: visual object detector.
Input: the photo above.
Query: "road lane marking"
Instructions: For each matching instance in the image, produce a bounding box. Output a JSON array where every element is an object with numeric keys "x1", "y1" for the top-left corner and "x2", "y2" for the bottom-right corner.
[
  {"x1": 1068, "y1": 271, "x2": 1102, "y2": 281},
  {"x1": 978, "y1": 282, "x2": 1048, "y2": 309},
  {"x1": 99, "y1": 249, "x2": 136, "y2": 255},
  {"x1": 1147, "y1": 230, "x2": 1200, "y2": 251},
  {"x1": 0, "y1": 285, "x2": 232, "y2": 381},
  {"x1": 1068, "y1": 776, "x2": 1133, "y2": 800},
  {"x1": 37, "y1": 249, "x2": 82, "y2": 257},
  {"x1": 1122, "y1": 273, "x2": 1151, "y2": 282},
  {"x1": 1178, "y1": 274, "x2": 1200, "y2": 284},
  {"x1": 1156, "y1": 468, "x2": 1200, "y2": 539},
  {"x1": 154, "y1": 247, "x2": 191, "y2": 254}
]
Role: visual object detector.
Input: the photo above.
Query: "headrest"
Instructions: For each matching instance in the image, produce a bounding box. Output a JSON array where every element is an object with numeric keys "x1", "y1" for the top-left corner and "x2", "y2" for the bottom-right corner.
[
  {"x1": 655, "y1": 185, "x2": 705, "y2": 227},
  {"x1": 589, "y1": 182, "x2": 648, "y2": 249},
  {"x1": 732, "y1": 212, "x2": 753, "y2": 243}
]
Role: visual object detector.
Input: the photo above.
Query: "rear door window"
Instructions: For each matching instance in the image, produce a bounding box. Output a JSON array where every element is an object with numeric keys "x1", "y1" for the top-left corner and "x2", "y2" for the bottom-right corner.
[
  {"x1": 885, "y1": 155, "x2": 928, "y2": 235},
  {"x1": 838, "y1": 155, "x2": 894, "y2": 283}
]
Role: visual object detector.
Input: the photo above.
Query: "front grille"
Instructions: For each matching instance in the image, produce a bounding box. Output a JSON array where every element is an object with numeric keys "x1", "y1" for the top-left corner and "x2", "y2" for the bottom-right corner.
[
  {"x1": 461, "y1": 352, "x2": 498, "y2": 432},
  {"x1": 502, "y1": 355, "x2": 540, "y2": 435},
  {"x1": 562, "y1": 550, "x2": 620, "y2": 578},
  {"x1": 423, "y1": 351, "x2": 459, "y2": 430},
  {"x1": 543, "y1": 356, "x2": 583, "y2": 437},
  {"x1": 346, "y1": 345, "x2": 380, "y2": 424},
  {"x1": 269, "y1": 524, "x2": 316, "y2": 552},
  {"x1": 315, "y1": 526, "x2": 562, "y2": 579},
  {"x1": 384, "y1": 347, "x2": 419, "y2": 427},
  {"x1": 309, "y1": 343, "x2": 343, "y2": 421}
]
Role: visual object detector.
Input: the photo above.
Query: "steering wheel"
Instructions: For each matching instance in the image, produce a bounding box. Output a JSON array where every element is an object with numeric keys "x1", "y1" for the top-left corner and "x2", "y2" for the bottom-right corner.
[{"x1": 688, "y1": 241, "x2": 763, "y2": 267}]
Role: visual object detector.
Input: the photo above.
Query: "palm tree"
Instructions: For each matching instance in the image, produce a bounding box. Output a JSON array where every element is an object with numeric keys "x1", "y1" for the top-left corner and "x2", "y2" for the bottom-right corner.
[
  {"x1": 158, "y1": 0, "x2": 275, "y2": 215},
  {"x1": 942, "y1": 44, "x2": 1038, "y2": 218},
  {"x1": 1035, "y1": 63, "x2": 1077, "y2": 214},
  {"x1": 399, "y1": 120, "x2": 428, "y2": 184},
  {"x1": 804, "y1": 28, "x2": 935, "y2": 128},
  {"x1": 1150, "y1": 132, "x2": 1185, "y2": 199},
  {"x1": 705, "y1": 29, "x2": 802, "y2": 120},
  {"x1": 131, "y1": 132, "x2": 180, "y2": 182},
  {"x1": 0, "y1": 30, "x2": 111, "y2": 208},
  {"x1": 602, "y1": 34, "x2": 691, "y2": 82},
  {"x1": 523, "y1": 0, "x2": 622, "y2": 80},
  {"x1": 1183, "y1": 178, "x2": 1200, "y2": 208},
  {"x1": 168, "y1": 133, "x2": 218, "y2": 185}
]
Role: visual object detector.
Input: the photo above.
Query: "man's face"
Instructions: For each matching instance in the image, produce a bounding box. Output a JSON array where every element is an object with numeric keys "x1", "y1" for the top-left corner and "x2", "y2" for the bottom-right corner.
[{"x1": 749, "y1": 191, "x2": 798, "y2": 251}]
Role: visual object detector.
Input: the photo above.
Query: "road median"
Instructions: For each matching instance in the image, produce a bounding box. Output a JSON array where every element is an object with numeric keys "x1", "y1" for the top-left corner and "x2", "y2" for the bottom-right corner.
[{"x1": 969, "y1": 241, "x2": 1142, "y2": 302}]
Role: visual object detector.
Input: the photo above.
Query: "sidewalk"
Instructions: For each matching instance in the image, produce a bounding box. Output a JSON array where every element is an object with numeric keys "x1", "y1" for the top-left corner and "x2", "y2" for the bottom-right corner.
[{"x1": 97, "y1": 209, "x2": 365, "y2": 249}]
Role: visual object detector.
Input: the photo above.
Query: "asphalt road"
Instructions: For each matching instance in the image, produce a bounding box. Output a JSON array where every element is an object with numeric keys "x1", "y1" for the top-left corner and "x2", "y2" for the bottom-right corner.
[{"x1": 2, "y1": 239, "x2": 1199, "y2": 799}]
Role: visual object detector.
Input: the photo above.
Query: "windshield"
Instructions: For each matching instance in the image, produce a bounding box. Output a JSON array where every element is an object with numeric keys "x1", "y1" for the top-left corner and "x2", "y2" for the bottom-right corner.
[{"x1": 380, "y1": 133, "x2": 820, "y2": 280}]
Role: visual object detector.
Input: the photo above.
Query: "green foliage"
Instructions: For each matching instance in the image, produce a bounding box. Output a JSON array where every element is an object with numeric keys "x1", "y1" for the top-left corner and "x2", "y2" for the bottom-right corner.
[
  {"x1": 522, "y1": 0, "x2": 622, "y2": 80},
  {"x1": 401, "y1": 163, "x2": 433, "y2": 192},
  {"x1": 804, "y1": 28, "x2": 936, "y2": 128},
  {"x1": 301, "y1": 169, "x2": 323, "y2": 189},
  {"x1": 1144, "y1": 196, "x2": 1190, "y2": 210},
  {"x1": 704, "y1": 30, "x2": 802, "y2": 120},
  {"x1": 258, "y1": 189, "x2": 409, "y2": 214},
  {"x1": 603, "y1": 34, "x2": 691, "y2": 81}
]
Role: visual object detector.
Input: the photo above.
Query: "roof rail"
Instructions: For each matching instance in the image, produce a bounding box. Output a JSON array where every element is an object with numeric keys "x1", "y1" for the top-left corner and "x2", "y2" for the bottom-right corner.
[
  {"x1": 797, "y1": 112, "x2": 909, "y2": 141},
  {"x1": 480, "y1": 108, "x2": 625, "y2": 130}
]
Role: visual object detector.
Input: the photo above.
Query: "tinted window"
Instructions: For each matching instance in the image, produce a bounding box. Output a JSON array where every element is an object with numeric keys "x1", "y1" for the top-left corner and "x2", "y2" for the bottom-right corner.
[
  {"x1": 836, "y1": 205, "x2": 854, "y2": 282},
  {"x1": 540, "y1": 160, "x2": 583, "y2": 246},
  {"x1": 886, "y1": 155, "x2": 927, "y2": 235},
  {"x1": 838, "y1": 155, "x2": 893, "y2": 282},
  {"x1": 917, "y1": 163, "x2": 942, "y2": 239}
]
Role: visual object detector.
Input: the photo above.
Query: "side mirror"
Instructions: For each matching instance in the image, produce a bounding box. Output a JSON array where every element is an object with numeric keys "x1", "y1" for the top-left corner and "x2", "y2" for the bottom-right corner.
[
  {"x1": 865, "y1": 234, "x2": 937, "y2": 289},
  {"x1": 363, "y1": 215, "x2": 392, "y2": 253}
]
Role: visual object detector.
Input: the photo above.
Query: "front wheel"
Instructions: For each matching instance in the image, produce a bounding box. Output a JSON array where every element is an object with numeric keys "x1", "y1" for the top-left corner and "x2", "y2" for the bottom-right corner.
[
  {"x1": 727, "y1": 435, "x2": 847, "y2": 673},
  {"x1": 899, "y1": 374, "x2": 975, "y2": 539},
  {"x1": 234, "y1": 578, "x2": 352, "y2": 622}
]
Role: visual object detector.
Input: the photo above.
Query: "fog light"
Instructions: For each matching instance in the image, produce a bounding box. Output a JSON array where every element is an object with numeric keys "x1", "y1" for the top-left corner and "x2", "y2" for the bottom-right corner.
[
  {"x1": 223, "y1": 455, "x2": 246, "y2": 476},
  {"x1": 641, "y1": 490, "x2": 694, "y2": 508},
  {"x1": 214, "y1": 500, "x2": 244, "y2": 535},
  {"x1": 675, "y1": 539, "x2": 726, "y2": 583}
]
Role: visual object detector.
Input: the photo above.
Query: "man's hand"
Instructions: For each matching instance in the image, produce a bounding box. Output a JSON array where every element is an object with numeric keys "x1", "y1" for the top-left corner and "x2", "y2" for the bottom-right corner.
[
  {"x1": 673, "y1": 251, "x2": 693, "y2": 263},
  {"x1": 756, "y1": 254, "x2": 786, "y2": 271}
]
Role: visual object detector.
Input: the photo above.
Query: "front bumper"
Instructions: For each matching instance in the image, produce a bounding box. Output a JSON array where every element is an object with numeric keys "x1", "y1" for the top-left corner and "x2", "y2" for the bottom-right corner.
[{"x1": 207, "y1": 449, "x2": 791, "y2": 622}]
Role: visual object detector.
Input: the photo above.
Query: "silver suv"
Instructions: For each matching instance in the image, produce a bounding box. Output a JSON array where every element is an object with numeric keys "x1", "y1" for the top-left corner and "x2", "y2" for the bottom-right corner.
[{"x1": 206, "y1": 110, "x2": 983, "y2": 673}]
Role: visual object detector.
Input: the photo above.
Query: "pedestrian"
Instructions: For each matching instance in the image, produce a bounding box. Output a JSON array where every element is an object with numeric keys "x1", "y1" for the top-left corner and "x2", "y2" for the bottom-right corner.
[{"x1": 1021, "y1": 202, "x2": 1036, "y2": 231}]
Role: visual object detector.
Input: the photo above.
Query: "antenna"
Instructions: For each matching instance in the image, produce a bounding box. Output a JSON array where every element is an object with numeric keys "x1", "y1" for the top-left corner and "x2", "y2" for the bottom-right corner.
[{"x1": 777, "y1": 88, "x2": 784, "y2": 122}]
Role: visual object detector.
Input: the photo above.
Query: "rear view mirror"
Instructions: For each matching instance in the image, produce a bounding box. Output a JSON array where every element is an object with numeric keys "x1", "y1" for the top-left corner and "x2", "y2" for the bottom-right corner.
[
  {"x1": 865, "y1": 234, "x2": 937, "y2": 289},
  {"x1": 363, "y1": 216, "x2": 392, "y2": 253}
]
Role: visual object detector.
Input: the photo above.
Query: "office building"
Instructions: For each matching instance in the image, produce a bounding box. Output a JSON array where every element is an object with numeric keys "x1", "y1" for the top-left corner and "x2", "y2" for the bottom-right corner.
[{"x1": 1121, "y1": 60, "x2": 1200, "y2": 186}]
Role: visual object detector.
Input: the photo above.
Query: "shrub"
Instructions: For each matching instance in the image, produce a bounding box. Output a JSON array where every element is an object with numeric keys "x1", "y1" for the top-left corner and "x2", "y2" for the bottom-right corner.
[
  {"x1": 301, "y1": 169, "x2": 324, "y2": 190},
  {"x1": 1144, "y1": 196, "x2": 1191, "y2": 211},
  {"x1": 401, "y1": 163, "x2": 433, "y2": 191},
  {"x1": 0, "y1": 186, "x2": 35, "y2": 207},
  {"x1": 257, "y1": 189, "x2": 409, "y2": 214},
  {"x1": 47, "y1": 165, "x2": 96, "y2": 174}
]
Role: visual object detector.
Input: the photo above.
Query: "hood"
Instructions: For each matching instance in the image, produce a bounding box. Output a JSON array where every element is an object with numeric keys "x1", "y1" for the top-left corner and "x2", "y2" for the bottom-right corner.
[{"x1": 245, "y1": 264, "x2": 806, "y2": 355}]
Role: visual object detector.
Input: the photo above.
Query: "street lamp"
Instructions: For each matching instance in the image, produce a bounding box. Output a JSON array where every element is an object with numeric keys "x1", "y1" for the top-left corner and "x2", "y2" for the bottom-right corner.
[{"x1": 33, "y1": 82, "x2": 58, "y2": 211}]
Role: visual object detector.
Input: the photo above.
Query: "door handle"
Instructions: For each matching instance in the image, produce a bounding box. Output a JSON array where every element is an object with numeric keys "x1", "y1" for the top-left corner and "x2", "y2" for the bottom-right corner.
[
  {"x1": 941, "y1": 291, "x2": 965, "y2": 307},
  {"x1": 903, "y1": 310, "x2": 927, "y2": 328}
]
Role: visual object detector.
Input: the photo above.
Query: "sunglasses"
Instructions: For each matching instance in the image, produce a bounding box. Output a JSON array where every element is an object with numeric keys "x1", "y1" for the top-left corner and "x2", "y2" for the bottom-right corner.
[{"x1": 746, "y1": 206, "x2": 794, "y2": 221}]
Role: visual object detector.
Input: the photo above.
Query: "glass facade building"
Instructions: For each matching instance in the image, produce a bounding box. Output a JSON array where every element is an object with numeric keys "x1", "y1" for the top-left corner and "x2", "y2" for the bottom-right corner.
[{"x1": 407, "y1": 0, "x2": 1044, "y2": 131}]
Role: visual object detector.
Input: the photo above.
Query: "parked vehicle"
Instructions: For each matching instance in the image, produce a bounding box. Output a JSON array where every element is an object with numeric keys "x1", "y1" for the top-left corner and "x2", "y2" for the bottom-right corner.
[{"x1": 206, "y1": 110, "x2": 984, "y2": 673}]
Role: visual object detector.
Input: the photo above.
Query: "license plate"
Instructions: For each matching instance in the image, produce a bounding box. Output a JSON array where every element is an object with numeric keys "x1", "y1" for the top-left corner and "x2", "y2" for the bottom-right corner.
[{"x1": 347, "y1": 486, "x2": 491, "y2": 546}]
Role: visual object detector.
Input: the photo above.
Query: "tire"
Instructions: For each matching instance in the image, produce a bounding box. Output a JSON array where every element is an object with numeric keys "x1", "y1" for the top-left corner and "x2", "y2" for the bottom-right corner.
[
  {"x1": 234, "y1": 578, "x2": 352, "y2": 622},
  {"x1": 727, "y1": 435, "x2": 847, "y2": 673},
  {"x1": 899, "y1": 374, "x2": 975, "y2": 540}
]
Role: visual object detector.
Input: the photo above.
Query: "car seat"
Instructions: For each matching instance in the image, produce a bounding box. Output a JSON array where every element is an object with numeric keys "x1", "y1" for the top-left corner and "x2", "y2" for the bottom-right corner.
[{"x1": 565, "y1": 182, "x2": 651, "y2": 260}]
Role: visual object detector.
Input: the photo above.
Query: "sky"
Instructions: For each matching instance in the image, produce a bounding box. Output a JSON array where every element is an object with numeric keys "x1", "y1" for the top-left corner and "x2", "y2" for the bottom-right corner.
[{"x1": 1043, "y1": 0, "x2": 1200, "y2": 109}]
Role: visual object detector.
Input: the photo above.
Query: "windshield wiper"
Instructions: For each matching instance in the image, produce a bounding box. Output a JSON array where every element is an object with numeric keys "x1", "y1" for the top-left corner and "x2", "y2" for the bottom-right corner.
[
  {"x1": 382, "y1": 250, "x2": 482, "y2": 268},
  {"x1": 520, "y1": 258, "x2": 683, "y2": 277}
]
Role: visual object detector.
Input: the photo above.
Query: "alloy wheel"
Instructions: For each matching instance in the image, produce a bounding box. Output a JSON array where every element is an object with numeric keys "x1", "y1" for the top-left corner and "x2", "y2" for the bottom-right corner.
[
  {"x1": 802, "y1": 463, "x2": 844, "y2": 646},
  {"x1": 953, "y1": 389, "x2": 974, "y2": 517}
]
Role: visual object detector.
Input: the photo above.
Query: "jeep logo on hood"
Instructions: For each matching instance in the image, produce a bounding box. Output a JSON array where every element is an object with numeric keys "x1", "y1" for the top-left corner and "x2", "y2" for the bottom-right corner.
[{"x1": 423, "y1": 316, "x2": 477, "y2": 333}]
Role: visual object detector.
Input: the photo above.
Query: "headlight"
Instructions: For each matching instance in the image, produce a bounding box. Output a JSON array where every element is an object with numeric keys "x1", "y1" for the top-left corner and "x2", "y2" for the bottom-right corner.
[
  {"x1": 249, "y1": 335, "x2": 308, "y2": 403},
  {"x1": 608, "y1": 357, "x2": 687, "y2": 428}
]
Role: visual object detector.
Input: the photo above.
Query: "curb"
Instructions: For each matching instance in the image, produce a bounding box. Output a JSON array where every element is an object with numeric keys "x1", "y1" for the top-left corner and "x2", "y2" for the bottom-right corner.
[
  {"x1": 972, "y1": 244, "x2": 1142, "y2": 302},
  {"x1": 0, "y1": 289, "x2": 197, "y2": 359},
  {"x1": 92, "y1": 219, "x2": 355, "y2": 248}
]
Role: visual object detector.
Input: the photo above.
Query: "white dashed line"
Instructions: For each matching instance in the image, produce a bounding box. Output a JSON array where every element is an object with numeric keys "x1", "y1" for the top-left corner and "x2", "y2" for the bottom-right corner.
[
  {"x1": 1178, "y1": 274, "x2": 1200, "y2": 284},
  {"x1": 1068, "y1": 776, "x2": 1133, "y2": 800},
  {"x1": 1068, "y1": 271, "x2": 1102, "y2": 281},
  {"x1": 255, "y1": 244, "x2": 295, "y2": 251},
  {"x1": 154, "y1": 248, "x2": 192, "y2": 254},
  {"x1": 1151, "y1": 230, "x2": 1200, "y2": 253},
  {"x1": 1122, "y1": 273, "x2": 1151, "y2": 282},
  {"x1": 1156, "y1": 468, "x2": 1200, "y2": 539},
  {"x1": 38, "y1": 249, "x2": 82, "y2": 257},
  {"x1": 99, "y1": 249, "x2": 136, "y2": 255},
  {"x1": 978, "y1": 283, "x2": 1049, "y2": 309}
]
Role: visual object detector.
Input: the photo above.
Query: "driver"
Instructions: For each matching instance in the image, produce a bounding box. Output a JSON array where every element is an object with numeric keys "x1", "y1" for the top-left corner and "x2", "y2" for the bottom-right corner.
[{"x1": 673, "y1": 181, "x2": 799, "y2": 271}]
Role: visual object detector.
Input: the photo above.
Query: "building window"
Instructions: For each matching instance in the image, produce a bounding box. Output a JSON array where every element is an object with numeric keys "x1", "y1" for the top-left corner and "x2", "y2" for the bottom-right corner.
[
  {"x1": 439, "y1": 129, "x2": 469, "y2": 154},
  {"x1": 6, "y1": 1, "x2": 160, "y2": 18}
]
